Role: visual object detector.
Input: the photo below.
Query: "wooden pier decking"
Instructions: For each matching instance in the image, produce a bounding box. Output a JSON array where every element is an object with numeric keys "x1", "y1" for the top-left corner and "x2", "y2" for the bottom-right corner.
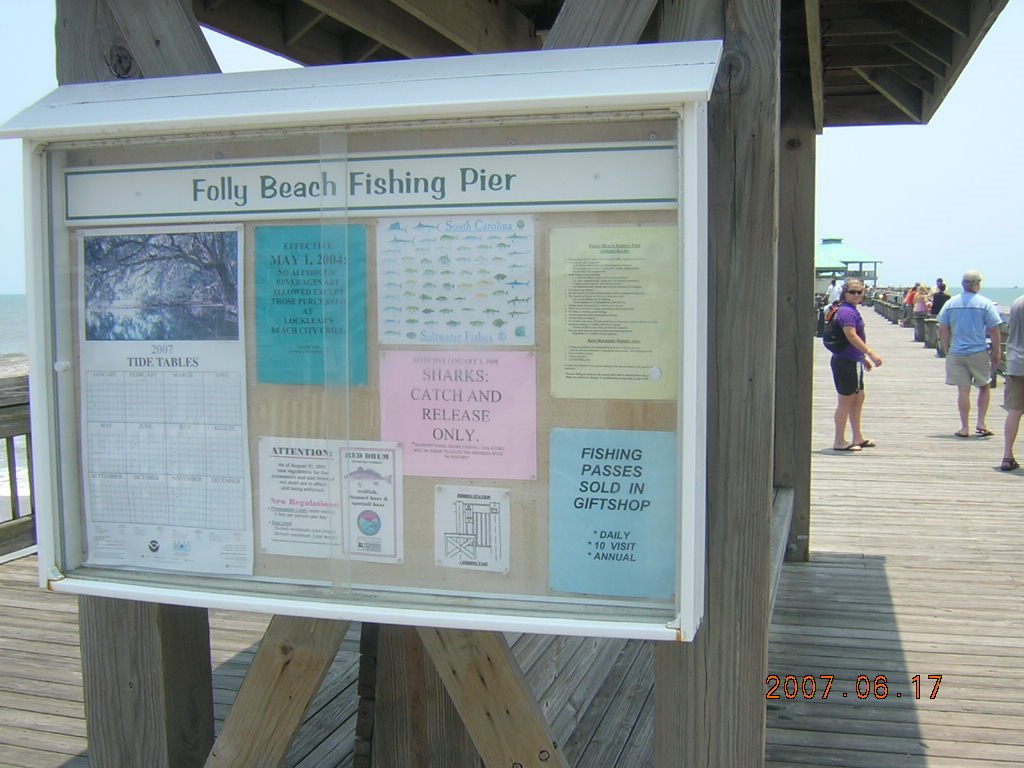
[
  {"x1": 767, "y1": 306, "x2": 1024, "y2": 767},
  {"x1": 1, "y1": 307, "x2": 1022, "y2": 767}
]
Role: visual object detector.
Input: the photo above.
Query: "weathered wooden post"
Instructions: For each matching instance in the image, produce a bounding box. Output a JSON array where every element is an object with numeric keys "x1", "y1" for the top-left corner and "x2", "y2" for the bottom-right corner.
[
  {"x1": 56, "y1": 2, "x2": 220, "y2": 765},
  {"x1": 914, "y1": 313, "x2": 927, "y2": 342},
  {"x1": 655, "y1": 0, "x2": 780, "y2": 764},
  {"x1": 924, "y1": 317, "x2": 939, "y2": 349},
  {"x1": 776, "y1": 68, "x2": 817, "y2": 563}
]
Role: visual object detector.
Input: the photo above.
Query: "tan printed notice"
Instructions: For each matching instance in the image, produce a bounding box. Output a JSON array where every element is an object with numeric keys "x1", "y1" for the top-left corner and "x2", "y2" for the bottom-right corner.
[{"x1": 550, "y1": 226, "x2": 678, "y2": 399}]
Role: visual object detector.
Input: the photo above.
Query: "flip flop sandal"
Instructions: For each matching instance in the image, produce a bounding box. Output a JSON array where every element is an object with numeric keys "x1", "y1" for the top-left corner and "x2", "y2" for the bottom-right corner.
[
  {"x1": 954, "y1": 432, "x2": 971, "y2": 438},
  {"x1": 856, "y1": 440, "x2": 877, "y2": 448},
  {"x1": 1000, "y1": 458, "x2": 1020, "y2": 472},
  {"x1": 833, "y1": 444, "x2": 861, "y2": 452},
  {"x1": 976, "y1": 428, "x2": 995, "y2": 437}
]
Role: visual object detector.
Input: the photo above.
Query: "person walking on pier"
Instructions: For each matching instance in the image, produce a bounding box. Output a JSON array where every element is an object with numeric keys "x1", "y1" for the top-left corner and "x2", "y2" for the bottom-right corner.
[
  {"x1": 826, "y1": 278, "x2": 844, "y2": 305},
  {"x1": 902, "y1": 283, "x2": 919, "y2": 326},
  {"x1": 829, "y1": 278, "x2": 883, "y2": 451},
  {"x1": 937, "y1": 271, "x2": 1003, "y2": 439},
  {"x1": 930, "y1": 278, "x2": 950, "y2": 316},
  {"x1": 1001, "y1": 293, "x2": 1023, "y2": 471}
]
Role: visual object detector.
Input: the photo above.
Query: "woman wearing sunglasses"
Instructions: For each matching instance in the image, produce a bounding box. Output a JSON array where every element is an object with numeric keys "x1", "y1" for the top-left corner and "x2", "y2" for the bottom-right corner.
[{"x1": 830, "y1": 279, "x2": 884, "y2": 451}]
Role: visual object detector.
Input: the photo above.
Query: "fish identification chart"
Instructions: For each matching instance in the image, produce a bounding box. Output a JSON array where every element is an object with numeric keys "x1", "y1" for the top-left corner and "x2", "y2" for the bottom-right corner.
[
  {"x1": 79, "y1": 227, "x2": 253, "y2": 575},
  {"x1": 376, "y1": 215, "x2": 535, "y2": 346}
]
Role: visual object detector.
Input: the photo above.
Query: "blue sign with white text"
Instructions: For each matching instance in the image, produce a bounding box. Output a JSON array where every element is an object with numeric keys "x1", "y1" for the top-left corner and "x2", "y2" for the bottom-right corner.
[
  {"x1": 255, "y1": 225, "x2": 367, "y2": 386},
  {"x1": 549, "y1": 428, "x2": 677, "y2": 599}
]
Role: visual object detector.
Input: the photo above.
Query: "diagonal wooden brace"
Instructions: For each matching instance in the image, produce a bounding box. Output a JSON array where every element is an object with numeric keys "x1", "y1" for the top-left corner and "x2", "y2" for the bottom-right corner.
[
  {"x1": 206, "y1": 615, "x2": 351, "y2": 768},
  {"x1": 417, "y1": 627, "x2": 569, "y2": 768}
]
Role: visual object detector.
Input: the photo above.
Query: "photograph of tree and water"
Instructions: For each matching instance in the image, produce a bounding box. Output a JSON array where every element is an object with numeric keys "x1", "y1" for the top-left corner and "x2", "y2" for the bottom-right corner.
[{"x1": 83, "y1": 230, "x2": 240, "y2": 341}]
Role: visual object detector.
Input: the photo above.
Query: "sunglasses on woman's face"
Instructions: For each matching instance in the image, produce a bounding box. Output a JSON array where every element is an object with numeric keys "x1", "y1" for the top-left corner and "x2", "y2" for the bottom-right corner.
[{"x1": 846, "y1": 289, "x2": 863, "y2": 295}]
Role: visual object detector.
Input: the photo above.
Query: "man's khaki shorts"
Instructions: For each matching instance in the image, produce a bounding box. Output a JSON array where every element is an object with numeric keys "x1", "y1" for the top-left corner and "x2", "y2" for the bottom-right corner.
[{"x1": 945, "y1": 350, "x2": 992, "y2": 387}]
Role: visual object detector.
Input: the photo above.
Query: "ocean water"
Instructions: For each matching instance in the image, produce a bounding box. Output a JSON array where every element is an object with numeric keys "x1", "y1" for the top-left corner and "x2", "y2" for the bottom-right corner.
[
  {"x1": 984, "y1": 286, "x2": 1023, "y2": 313},
  {"x1": 0, "y1": 294, "x2": 27, "y2": 356}
]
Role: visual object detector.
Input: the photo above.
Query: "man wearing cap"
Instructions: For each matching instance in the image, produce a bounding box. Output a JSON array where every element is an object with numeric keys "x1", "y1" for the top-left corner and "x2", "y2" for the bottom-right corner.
[{"x1": 937, "y1": 270, "x2": 1003, "y2": 438}]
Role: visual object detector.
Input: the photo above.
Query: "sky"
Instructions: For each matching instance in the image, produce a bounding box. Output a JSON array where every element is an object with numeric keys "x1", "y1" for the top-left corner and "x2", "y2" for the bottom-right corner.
[{"x1": 0, "y1": 3, "x2": 1021, "y2": 295}]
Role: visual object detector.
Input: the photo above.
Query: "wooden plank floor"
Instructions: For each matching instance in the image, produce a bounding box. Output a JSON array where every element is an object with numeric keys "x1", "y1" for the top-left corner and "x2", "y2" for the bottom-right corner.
[
  {"x1": 766, "y1": 307, "x2": 1024, "y2": 768},
  {"x1": 1, "y1": 307, "x2": 1022, "y2": 767},
  {"x1": 0, "y1": 555, "x2": 650, "y2": 768},
  {"x1": 0, "y1": 553, "x2": 346, "y2": 768}
]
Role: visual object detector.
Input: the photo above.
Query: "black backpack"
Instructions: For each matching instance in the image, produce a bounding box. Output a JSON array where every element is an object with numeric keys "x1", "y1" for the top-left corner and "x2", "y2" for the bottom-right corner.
[{"x1": 822, "y1": 317, "x2": 849, "y2": 353}]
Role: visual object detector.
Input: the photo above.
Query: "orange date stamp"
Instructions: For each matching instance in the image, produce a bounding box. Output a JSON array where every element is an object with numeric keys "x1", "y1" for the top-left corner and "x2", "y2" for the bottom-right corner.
[{"x1": 765, "y1": 674, "x2": 942, "y2": 701}]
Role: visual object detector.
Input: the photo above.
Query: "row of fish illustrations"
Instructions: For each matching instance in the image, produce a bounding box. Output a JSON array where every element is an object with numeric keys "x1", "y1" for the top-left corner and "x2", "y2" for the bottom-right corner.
[{"x1": 377, "y1": 221, "x2": 535, "y2": 339}]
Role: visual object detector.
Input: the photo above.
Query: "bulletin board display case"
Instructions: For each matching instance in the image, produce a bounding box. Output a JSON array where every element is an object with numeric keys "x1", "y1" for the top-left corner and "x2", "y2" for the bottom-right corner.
[{"x1": 4, "y1": 42, "x2": 719, "y2": 640}]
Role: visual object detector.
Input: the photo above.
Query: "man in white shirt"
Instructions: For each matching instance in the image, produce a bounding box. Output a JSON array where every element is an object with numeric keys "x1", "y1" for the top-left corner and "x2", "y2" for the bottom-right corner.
[{"x1": 826, "y1": 278, "x2": 843, "y2": 304}]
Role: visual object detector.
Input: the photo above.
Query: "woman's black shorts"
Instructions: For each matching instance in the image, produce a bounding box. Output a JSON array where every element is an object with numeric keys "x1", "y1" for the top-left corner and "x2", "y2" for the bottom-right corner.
[{"x1": 830, "y1": 357, "x2": 864, "y2": 396}]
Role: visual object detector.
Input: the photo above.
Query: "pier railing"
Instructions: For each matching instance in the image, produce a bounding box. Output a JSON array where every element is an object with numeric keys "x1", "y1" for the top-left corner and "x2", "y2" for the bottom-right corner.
[{"x1": 0, "y1": 374, "x2": 34, "y2": 557}]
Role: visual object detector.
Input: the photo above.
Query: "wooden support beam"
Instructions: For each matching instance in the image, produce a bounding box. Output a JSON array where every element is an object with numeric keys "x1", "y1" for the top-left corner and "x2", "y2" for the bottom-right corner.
[
  {"x1": 206, "y1": 616, "x2": 351, "y2": 767},
  {"x1": 776, "y1": 64, "x2": 816, "y2": 564},
  {"x1": 284, "y1": 0, "x2": 326, "y2": 47},
  {"x1": 906, "y1": 0, "x2": 970, "y2": 36},
  {"x1": 105, "y1": 0, "x2": 221, "y2": 76},
  {"x1": 543, "y1": 0, "x2": 659, "y2": 49},
  {"x1": 353, "y1": 623, "x2": 379, "y2": 768},
  {"x1": 769, "y1": 487, "x2": 795, "y2": 605},
  {"x1": 889, "y1": 63, "x2": 938, "y2": 94},
  {"x1": 804, "y1": 0, "x2": 824, "y2": 133},
  {"x1": 57, "y1": 0, "x2": 216, "y2": 82},
  {"x1": 820, "y1": 15, "x2": 891, "y2": 37},
  {"x1": 372, "y1": 625, "x2": 480, "y2": 768},
  {"x1": 390, "y1": 0, "x2": 539, "y2": 53},
  {"x1": 879, "y1": 5, "x2": 955, "y2": 65},
  {"x1": 79, "y1": 598, "x2": 214, "y2": 768},
  {"x1": 655, "y1": 0, "x2": 780, "y2": 764},
  {"x1": 854, "y1": 66, "x2": 924, "y2": 123},
  {"x1": 58, "y1": 5, "x2": 222, "y2": 766},
  {"x1": 823, "y1": 93, "x2": 915, "y2": 126},
  {"x1": 890, "y1": 42, "x2": 946, "y2": 78},
  {"x1": 304, "y1": 0, "x2": 465, "y2": 58},
  {"x1": 920, "y1": 0, "x2": 1006, "y2": 122},
  {"x1": 344, "y1": 33, "x2": 386, "y2": 62},
  {"x1": 192, "y1": 0, "x2": 346, "y2": 65},
  {"x1": 417, "y1": 628, "x2": 568, "y2": 768},
  {"x1": 822, "y1": 4, "x2": 955, "y2": 66},
  {"x1": 824, "y1": 44, "x2": 918, "y2": 70},
  {"x1": 56, "y1": 0, "x2": 137, "y2": 83}
]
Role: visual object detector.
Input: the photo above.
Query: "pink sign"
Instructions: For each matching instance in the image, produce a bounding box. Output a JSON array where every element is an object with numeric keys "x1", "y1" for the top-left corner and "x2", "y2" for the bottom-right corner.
[{"x1": 379, "y1": 351, "x2": 537, "y2": 479}]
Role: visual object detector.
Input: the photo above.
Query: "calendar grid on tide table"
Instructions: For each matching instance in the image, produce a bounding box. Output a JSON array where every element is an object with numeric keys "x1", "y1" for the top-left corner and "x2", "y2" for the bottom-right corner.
[{"x1": 84, "y1": 368, "x2": 246, "y2": 531}]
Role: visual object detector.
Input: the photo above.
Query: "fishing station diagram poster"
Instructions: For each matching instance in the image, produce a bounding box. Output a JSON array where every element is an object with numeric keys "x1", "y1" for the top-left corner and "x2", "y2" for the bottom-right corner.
[
  {"x1": 548, "y1": 428, "x2": 677, "y2": 599},
  {"x1": 376, "y1": 215, "x2": 535, "y2": 346},
  {"x1": 549, "y1": 225, "x2": 678, "y2": 400},
  {"x1": 379, "y1": 350, "x2": 537, "y2": 479},
  {"x1": 434, "y1": 484, "x2": 511, "y2": 573},
  {"x1": 79, "y1": 226, "x2": 253, "y2": 575},
  {"x1": 255, "y1": 224, "x2": 368, "y2": 386}
]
